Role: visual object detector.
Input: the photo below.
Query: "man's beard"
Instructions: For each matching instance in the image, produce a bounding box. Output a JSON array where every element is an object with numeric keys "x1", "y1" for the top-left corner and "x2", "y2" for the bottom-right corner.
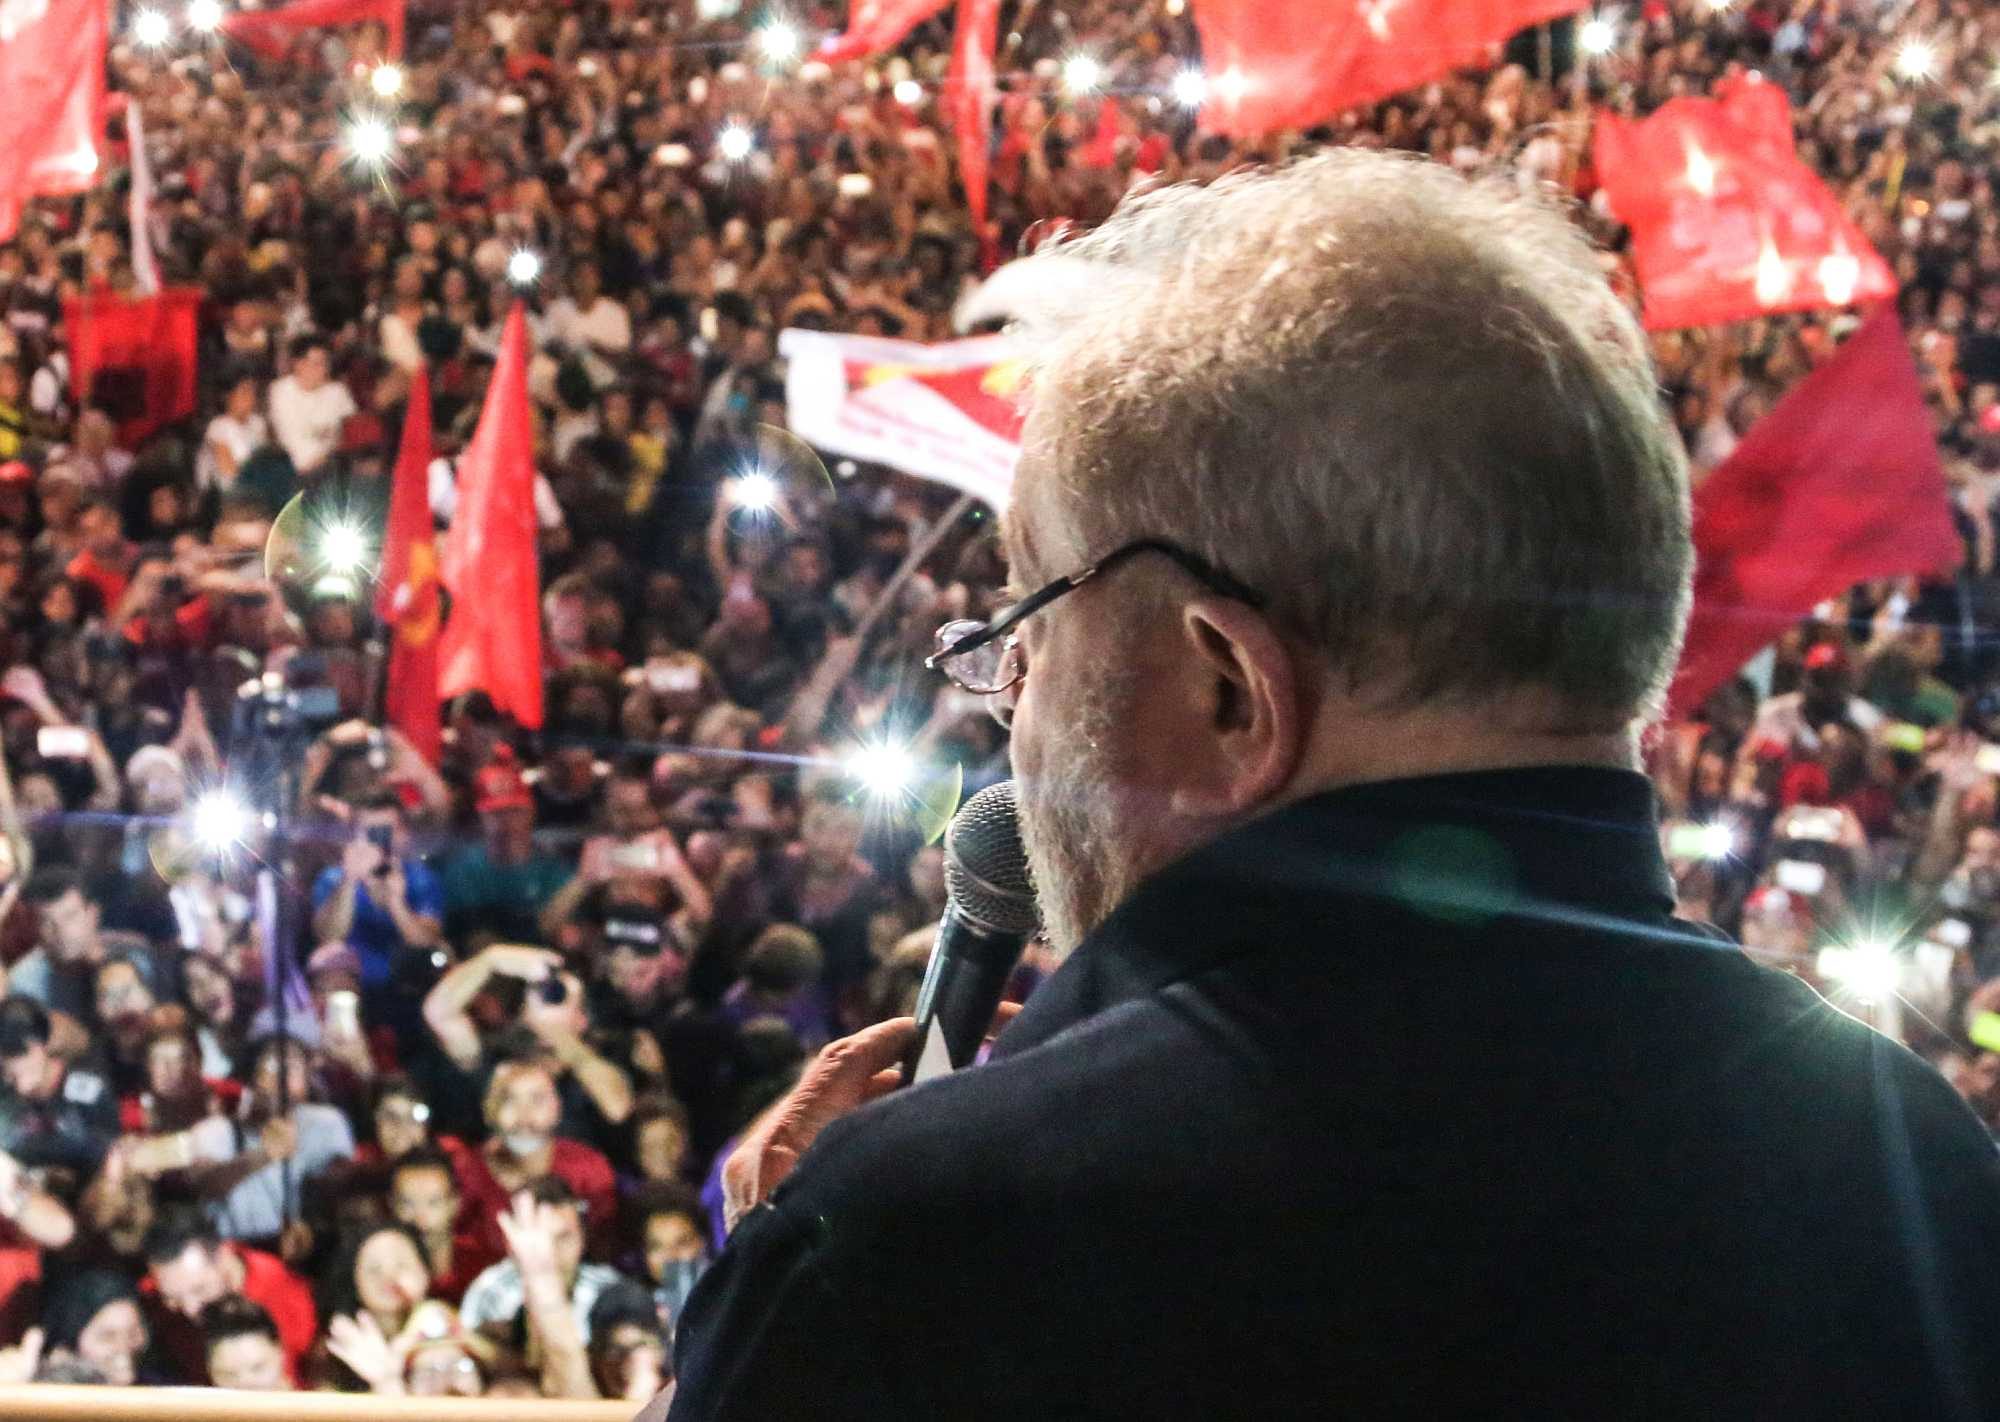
[{"x1": 1017, "y1": 676, "x2": 1136, "y2": 959}]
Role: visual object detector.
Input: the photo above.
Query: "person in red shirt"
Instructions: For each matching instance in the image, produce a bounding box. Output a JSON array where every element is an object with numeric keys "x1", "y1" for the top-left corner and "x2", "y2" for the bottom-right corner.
[
  {"x1": 388, "y1": 1146, "x2": 498, "y2": 1304},
  {"x1": 456, "y1": 1053, "x2": 617, "y2": 1261},
  {"x1": 140, "y1": 1206, "x2": 316, "y2": 1385},
  {"x1": 64, "y1": 495, "x2": 133, "y2": 613}
]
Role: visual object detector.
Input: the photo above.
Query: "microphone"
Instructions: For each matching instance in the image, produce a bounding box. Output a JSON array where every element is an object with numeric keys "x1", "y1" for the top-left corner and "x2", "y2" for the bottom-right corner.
[{"x1": 904, "y1": 780, "x2": 1038, "y2": 1085}]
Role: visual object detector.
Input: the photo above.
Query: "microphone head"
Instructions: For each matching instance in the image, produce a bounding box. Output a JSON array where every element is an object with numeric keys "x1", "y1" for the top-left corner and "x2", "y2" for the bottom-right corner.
[{"x1": 943, "y1": 781, "x2": 1038, "y2": 936}]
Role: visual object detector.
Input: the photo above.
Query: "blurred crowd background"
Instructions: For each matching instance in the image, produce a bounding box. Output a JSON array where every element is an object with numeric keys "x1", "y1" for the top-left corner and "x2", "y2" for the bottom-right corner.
[{"x1": 0, "y1": 0, "x2": 1989, "y2": 1402}]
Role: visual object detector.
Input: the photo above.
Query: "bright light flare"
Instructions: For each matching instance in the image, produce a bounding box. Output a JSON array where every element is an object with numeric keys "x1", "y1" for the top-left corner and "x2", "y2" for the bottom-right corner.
[
  {"x1": 1821, "y1": 940, "x2": 1903, "y2": 1004},
  {"x1": 133, "y1": 7, "x2": 173, "y2": 46},
  {"x1": 1753, "y1": 241, "x2": 1790, "y2": 307},
  {"x1": 344, "y1": 114, "x2": 396, "y2": 168},
  {"x1": 1817, "y1": 251, "x2": 1860, "y2": 305},
  {"x1": 1062, "y1": 54, "x2": 1103, "y2": 94},
  {"x1": 1697, "y1": 822, "x2": 1735, "y2": 861},
  {"x1": 1704, "y1": 0, "x2": 1732, "y2": 12},
  {"x1": 369, "y1": 63, "x2": 405, "y2": 99},
  {"x1": 1684, "y1": 142, "x2": 1717, "y2": 197},
  {"x1": 1213, "y1": 65, "x2": 1250, "y2": 104},
  {"x1": 506, "y1": 248, "x2": 542, "y2": 286},
  {"x1": 847, "y1": 743, "x2": 917, "y2": 799},
  {"x1": 186, "y1": 0, "x2": 223, "y2": 32},
  {"x1": 717, "y1": 123, "x2": 755, "y2": 162},
  {"x1": 319, "y1": 521, "x2": 370, "y2": 576},
  {"x1": 893, "y1": 78, "x2": 923, "y2": 105},
  {"x1": 190, "y1": 790, "x2": 251, "y2": 853},
  {"x1": 1578, "y1": 16, "x2": 1617, "y2": 56},
  {"x1": 1893, "y1": 38, "x2": 1937, "y2": 82},
  {"x1": 756, "y1": 21, "x2": 800, "y2": 63},
  {"x1": 1171, "y1": 68, "x2": 1207, "y2": 109},
  {"x1": 728, "y1": 471, "x2": 779, "y2": 512}
]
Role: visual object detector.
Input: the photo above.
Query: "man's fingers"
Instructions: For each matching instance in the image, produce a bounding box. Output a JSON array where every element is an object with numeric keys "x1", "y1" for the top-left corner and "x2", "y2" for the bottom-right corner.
[
  {"x1": 861, "y1": 1067, "x2": 903, "y2": 1102},
  {"x1": 811, "y1": 1016, "x2": 918, "y2": 1088}
]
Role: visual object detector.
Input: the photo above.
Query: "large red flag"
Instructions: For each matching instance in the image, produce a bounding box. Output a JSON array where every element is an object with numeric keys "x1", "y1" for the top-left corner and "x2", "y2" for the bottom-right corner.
[
  {"x1": 439, "y1": 305, "x2": 543, "y2": 729},
  {"x1": 64, "y1": 289, "x2": 202, "y2": 445},
  {"x1": 1595, "y1": 74, "x2": 1895, "y2": 331},
  {"x1": 1666, "y1": 307, "x2": 1958, "y2": 719},
  {"x1": 819, "y1": 0, "x2": 949, "y2": 62},
  {"x1": 220, "y1": 0, "x2": 405, "y2": 60},
  {"x1": 0, "y1": 0, "x2": 109, "y2": 243},
  {"x1": 377, "y1": 369, "x2": 441, "y2": 763},
  {"x1": 1192, "y1": 0, "x2": 1585, "y2": 137},
  {"x1": 946, "y1": 0, "x2": 1000, "y2": 236}
]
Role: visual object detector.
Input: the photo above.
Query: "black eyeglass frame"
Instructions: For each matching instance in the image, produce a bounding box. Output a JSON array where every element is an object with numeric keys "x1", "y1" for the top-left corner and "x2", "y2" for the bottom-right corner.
[{"x1": 925, "y1": 536, "x2": 1269, "y2": 694}]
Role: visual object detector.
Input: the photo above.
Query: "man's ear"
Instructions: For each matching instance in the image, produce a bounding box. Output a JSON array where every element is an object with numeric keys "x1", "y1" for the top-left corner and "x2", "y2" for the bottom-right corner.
[{"x1": 1168, "y1": 597, "x2": 1302, "y2": 819}]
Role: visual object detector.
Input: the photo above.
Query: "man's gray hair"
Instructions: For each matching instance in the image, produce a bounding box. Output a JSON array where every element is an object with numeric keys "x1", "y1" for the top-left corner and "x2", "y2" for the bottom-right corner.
[{"x1": 1000, "y1": 151, "x2": 1692, "y2": 728}]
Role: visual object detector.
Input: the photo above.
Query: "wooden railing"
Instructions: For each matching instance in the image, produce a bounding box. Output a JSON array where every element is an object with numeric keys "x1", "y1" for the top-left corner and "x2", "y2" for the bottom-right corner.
[{"x1": 0, "y1": 1386, "x2": 636, "y2": 1421}]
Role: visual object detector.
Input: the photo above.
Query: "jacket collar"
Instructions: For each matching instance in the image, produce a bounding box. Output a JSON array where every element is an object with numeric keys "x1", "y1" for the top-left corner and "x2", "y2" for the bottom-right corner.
[{"x1": 992, "y1": 766, "x2": 1682, "y2": 1061}]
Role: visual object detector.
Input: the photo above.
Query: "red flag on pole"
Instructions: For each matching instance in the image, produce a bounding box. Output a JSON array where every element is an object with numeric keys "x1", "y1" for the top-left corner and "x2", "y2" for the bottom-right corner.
[
  {"x1": 0, "y1": 0, "x2": 109, "y2": 243},
  {"x1": 64, "y1": 289, "x2": 202, "y2": 445},
  {"x1": 1594, "y1": 74, "x2": 1895, "y2": 331},
  {"x1": 946, "y1": 0, "x2": 1000, "y2": 238},
  {"x1": 819, "y1": 0, "x2": 950, "y2": 62},
  {"x1": 1192, "y1": 0, "x2": 1585, "y2": 137},
  {"x1": 377, "y1": 369, "x2": 442, "y2": 764},
  {"x1": 439, "y1": 305, "x2": 543, "y2": 729},
  {"x1": 220, "y1": 0, "x2": 406, "y2": 60},
  {"x1": 1665, "y1": 307, "x2": 1959, "y2": 720}
]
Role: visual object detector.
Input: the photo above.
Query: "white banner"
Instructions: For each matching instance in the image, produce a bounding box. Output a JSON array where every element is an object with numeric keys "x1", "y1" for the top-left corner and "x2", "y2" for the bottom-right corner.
[{"x1": 780, "y1": 328, "x2": 1024, "y2": 510}]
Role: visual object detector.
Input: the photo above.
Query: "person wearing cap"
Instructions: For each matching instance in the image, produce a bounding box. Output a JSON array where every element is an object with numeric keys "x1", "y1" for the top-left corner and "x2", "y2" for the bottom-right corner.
[
  {"x1": 440, "y1": 749, "x2": 573, "y2": 946},
  {"x1": 1744, "y1": 640, "x2": 1885, "y2": 759}
]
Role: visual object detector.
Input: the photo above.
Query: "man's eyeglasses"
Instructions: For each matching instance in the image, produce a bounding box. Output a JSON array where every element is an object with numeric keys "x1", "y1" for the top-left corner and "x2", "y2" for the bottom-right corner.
[{"x1": 927, "y1": 537, "x2": 1268, "y2": 698}]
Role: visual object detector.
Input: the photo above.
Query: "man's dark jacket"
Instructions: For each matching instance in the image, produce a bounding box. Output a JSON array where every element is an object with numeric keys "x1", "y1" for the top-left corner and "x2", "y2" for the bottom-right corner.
[{"x1": 667, "y1": 768, "x2": 2000, "y2": 1419}]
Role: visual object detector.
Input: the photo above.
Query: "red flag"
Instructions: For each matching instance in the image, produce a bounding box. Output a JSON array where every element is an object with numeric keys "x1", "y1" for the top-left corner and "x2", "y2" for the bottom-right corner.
[
  {"x1": 819, "y1": 0, "x2": 949, "y2": 62},
  {"x1": 0, "y1": 0, "x2": 108, "y2": 243},
  {"x1": 378, "y1": 369, "x2": 441, "y2": 763},
  {"x1": 1666, "y1": 307, "x2": 1958, "y2": 719},
  {"x1": 946, "y1": 0, "x2": 1000, "y2": 235},
  {"x1": 220, "y1": 0, "x2": 405, "y2": 60},
  {"x1": 1595, "y1": 74, "x2": 1895, "y2": 331},
  {"x1": 64, "y1": 288, "x2": 202, "y2": 445},
  {"x1": 439, "y1": 305, "x2": 543, "y2": 729},
  {"x1": 1192, "y1": 0, "x2": 1584, "y2": 137}
]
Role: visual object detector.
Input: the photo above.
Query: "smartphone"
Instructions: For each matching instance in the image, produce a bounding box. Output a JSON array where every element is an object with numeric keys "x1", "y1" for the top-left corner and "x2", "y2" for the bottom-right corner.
[
  {"x1": 1976, "y1": 743, "x2": 2000, "y2": 777},
  {"x1": 648, "y1": 661, "x2": 701, "y2": 695},
  {"x1": 326, "y1": 990, "x2": 361, "y2": 1040},
  {"x1": 837, "y1": 172, "x2": 874, "y2": 198},
  {"x1": 36, "y1": 726, "x2": 89, "y2": 759},
  {"x1": 1773, "y1": 859, "x2": 1828, "y2": 896},
  {"x1": 1780, "y1": 807, "x2": 1844, "y2": 844}
]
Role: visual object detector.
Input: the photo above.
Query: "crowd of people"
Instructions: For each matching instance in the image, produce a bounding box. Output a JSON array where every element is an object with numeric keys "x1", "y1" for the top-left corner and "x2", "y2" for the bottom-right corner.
[{"x1": 0, "y1": 0, "x2": 1988, "y2": 1402}]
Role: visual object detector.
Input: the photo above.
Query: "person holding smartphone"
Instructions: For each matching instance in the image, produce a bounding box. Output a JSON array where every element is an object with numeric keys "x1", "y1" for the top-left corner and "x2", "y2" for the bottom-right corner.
[{"x1": 310, "y1": 792, "x2": 444, "y2": 1047}]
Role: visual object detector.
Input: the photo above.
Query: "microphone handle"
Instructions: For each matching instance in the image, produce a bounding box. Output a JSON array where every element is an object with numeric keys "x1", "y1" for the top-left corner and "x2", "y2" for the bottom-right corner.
[{"x1": 902, "y1": 911, "x2": 1027, "y2": 1084}]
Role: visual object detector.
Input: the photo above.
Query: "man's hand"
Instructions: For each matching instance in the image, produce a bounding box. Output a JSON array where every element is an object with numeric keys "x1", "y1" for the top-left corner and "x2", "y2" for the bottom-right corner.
[
  {"x1": 497, "y1": 1190, "x2": 564, "y2": 1283},
  {"x1": 721, "y1": 1016, "x2": 916, "y2": 1233},
  {"x1": 0, "y1": 1329, "x2": 43, "y2": 1386}
]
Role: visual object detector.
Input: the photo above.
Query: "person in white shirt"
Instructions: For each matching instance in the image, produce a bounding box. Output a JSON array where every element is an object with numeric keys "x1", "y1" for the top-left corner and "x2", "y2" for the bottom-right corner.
[
  {"x1": 266, "y1": 337, "x2": 357, "y2": 477},
  {"x1": 543, "y1": 263, "x2": 630, "y2": 390},
  {"x1": 197, "y1": 376, "x2": 270, "y2": 492}
]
